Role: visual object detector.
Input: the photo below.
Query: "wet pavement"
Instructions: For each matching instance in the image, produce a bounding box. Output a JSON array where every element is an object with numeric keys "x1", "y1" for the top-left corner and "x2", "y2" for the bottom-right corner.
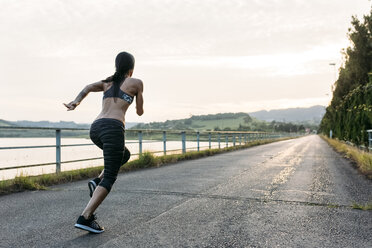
[{"x1": 0, "y1": 135, "x2": 371, "y2": 247}]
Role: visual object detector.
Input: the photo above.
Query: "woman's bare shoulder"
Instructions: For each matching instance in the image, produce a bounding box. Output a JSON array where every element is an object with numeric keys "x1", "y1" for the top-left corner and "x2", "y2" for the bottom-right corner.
[
  {"x1": 128, "y1": 77, "x2": 143, "y2": 84},
  {"x1": 127, "y1": 77, "x2": 143, "y2": 90},
  {"x1": 102, "y1": 81, "x2": 112, "y2": 91}
]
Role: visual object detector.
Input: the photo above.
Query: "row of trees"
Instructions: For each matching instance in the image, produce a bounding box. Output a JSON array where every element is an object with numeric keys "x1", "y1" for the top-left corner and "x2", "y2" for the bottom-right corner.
[
  {"x1": 134, "y1": 111, "x2": 314, "y2": 132},
  {"x1": 214, "y1": 121, "x2": 308, "y2": 133},
  {"x1": 320, "y1": 8, "x2": 372, "y2": 146},
  {"x1": 189, "y1": 113, "x2": 251, "y2": 121}
]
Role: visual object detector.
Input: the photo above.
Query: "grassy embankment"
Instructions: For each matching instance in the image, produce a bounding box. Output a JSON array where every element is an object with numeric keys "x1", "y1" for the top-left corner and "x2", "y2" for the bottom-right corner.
[
  {"x1": 321, "y1": 135, "x2": 372, "y2": 211},
  {"x1": 0, "y1": 137, "x2": 291, "y2": 195},
  {"x1": 321, "y1": 135, "x2": 372, "y2": 179}
]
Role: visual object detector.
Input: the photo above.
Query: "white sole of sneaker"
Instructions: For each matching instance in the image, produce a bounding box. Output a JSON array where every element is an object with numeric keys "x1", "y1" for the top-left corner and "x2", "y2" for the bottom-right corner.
[{"x1": 74, "y1": 223, "x2": 104, "y2": 234}]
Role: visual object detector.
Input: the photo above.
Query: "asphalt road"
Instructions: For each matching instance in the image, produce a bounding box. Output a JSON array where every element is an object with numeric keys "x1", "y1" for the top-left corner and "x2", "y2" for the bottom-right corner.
[{"x1": 0, "y1": 135, "x2": 371, "y2": 248}]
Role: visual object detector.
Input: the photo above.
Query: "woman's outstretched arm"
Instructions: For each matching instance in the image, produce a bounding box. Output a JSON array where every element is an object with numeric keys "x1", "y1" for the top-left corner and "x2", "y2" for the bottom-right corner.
[{"x1": 64, "y1": 81, "x2": 104, "y2": 111}]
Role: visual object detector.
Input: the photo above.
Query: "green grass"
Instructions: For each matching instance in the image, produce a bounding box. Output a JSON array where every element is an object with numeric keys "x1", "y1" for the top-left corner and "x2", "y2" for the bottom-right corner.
[
  {"x1": 321, "y1": 135, "x2": 372, "y2": 179},
  {"x1": 0, "y1": 167, "x2": 104, "y2": 195},
  {"x1": 0, "y1": 137, "x2": 293, "y2": 196},
  {"x1": 191, "y1": 116, "x2": 249, "y2": 130},
  {"x1": 351, "y1": 202, "x2": 372, "y2": 211},
  {"x1": 189, "y1": 117, "x2": 268, "y2": 131}
]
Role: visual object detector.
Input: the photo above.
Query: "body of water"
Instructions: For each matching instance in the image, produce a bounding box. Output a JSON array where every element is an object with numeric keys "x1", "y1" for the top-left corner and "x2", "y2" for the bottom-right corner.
[{"x1": 0, "y1": 137, "x2": 232, "y2": 180}]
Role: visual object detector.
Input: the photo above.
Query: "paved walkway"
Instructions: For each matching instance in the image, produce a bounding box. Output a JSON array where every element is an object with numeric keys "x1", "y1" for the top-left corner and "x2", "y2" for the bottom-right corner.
[{"x1": 0, "y1": 135, "x2": 371, "y2": 247}]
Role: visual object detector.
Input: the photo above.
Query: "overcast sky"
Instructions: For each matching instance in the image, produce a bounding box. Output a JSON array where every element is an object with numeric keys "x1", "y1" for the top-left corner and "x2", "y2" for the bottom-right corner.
[{"x1": 0, "y1": 0, "x2": 371, "y2": 124}]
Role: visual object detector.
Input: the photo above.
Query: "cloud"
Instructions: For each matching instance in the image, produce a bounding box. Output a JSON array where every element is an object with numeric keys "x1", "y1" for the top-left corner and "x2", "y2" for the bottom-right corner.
[
  {"x1": 139, "y1": 43, "x2": 345, "y2": 76},
  {"x1": 0, "y1": 0, "x2": 370, "y2": 123},
  {"x1": 1, "y1": 0, "x2": 367, "y2": 58}
]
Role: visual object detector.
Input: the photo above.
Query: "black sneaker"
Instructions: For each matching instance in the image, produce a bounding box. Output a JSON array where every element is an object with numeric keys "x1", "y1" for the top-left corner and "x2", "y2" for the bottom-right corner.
[
  {"x1": 74, "y1": 214, "x2": 104, "y2": 234},
  {"x1": 88, "y1": 177, "x2": 101, "y2": 197}
]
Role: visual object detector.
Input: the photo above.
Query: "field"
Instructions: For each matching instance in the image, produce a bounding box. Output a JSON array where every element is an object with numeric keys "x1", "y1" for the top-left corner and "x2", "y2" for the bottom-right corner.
[{"x1": 190, "y1": 116, "x2": 251, "y2": 130}]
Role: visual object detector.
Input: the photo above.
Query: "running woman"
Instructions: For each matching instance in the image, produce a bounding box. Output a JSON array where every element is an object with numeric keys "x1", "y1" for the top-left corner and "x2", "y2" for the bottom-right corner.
[{"x1": 64, "y1": 52, "x2": 144, "y2": 233}]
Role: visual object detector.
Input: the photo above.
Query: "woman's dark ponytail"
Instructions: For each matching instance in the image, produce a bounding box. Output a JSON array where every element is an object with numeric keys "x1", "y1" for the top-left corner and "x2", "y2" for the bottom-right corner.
[{"x1": 102, "y1": 52, "x2": 135, "y2": 101}]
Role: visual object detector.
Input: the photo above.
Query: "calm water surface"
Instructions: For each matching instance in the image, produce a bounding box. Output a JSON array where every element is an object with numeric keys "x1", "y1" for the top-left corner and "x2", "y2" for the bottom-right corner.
[{"x1": 0, "y1": 138, "x2": 228, "y2": 180}]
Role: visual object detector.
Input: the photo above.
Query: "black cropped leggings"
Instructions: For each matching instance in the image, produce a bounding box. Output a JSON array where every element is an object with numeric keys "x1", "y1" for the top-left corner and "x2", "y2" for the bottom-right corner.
[{"x1": 89, "y1": 118, "x2": 131, "y2": 192}]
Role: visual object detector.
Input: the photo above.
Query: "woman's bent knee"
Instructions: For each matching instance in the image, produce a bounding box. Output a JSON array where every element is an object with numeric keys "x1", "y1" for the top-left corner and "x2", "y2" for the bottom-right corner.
[{"x1": 99, "y1": 177, "x2": 117, "y2": 192}]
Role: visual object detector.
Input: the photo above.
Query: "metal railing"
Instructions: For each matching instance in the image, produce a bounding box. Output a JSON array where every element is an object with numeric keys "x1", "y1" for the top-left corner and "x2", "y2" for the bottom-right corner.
[
  {"x1": 329, "y1": 129, "x2": 372, "y2": 152},
  {"x1": 0, "y1": 126, "x2": 296, "y2": 175}
]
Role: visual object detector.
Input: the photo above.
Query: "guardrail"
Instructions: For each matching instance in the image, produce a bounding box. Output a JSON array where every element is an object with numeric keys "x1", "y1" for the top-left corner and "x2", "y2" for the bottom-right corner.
[
  {"x1": 0, "y1": 126, "x2": 296, "y2": 175},
  {"x1": 329, "y1": 129, "x2": 372, "y2": 152}
]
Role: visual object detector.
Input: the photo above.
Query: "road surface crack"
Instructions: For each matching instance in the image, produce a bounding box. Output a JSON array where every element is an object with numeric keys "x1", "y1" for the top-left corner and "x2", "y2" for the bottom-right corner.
[{"x1": 116, "y1": 188, "x2": 350, "y2": 209}]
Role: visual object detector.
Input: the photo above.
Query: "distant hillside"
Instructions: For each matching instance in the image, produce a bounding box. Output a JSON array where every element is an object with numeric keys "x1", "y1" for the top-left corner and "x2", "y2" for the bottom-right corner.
[
  {"x1": 1, "y1": 105, "x2": 323, "y2": 134},
  {"x1": 11, "y1": 120, "x2": 91, "y2": 129},
  {"x1": 0, "y1": 120, "x2": 139, "y2": 129},
  {"x1": 0, "y1": 119, "x2": 139, "y2": 137},
  {"x1": 132, "y1": 113, "x2": 253, "y2": 131},
  {"x1": 132, "y1": 112, "x2": 313, "y2": 132},
  {"x1": 249, "y1": 105, "x2": 326, "y2": 124},
  {"x1": 0, "y1": 119, "x2": 15, "y2": 127}
]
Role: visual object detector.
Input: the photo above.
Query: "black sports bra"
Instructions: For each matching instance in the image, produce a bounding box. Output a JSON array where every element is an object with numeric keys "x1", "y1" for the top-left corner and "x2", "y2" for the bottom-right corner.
[{"x1": 103, "y1": 85, "x2": 134, "y2": 104}]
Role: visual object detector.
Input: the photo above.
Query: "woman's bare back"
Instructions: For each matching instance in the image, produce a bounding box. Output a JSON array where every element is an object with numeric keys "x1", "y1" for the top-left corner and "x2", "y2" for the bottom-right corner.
[{"x1": 96, "y1": 77, "x2": 144, "y2": 123}]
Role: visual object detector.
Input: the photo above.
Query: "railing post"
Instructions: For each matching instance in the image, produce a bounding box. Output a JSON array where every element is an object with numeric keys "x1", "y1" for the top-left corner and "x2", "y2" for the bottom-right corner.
[
  {"x1": 197, "y1": 131, "x2": 200, "y2": 152},
  {"x1": 208, "y1": 132, "x2": 211, "y2": 149},
  {"x1": 244, "y1": 133, "x2": 247, "y2": 144},
  {"x1": 138, "y1": 131, "x2": 143, "y2": 155},
  {"x1": 233, "y1": 134, "x2": 236, "y2": 146},
  {"x1": 368, "y1": 130, "x2": 372, "y2": 152},
  {"x1": 163, "y1": 131, "x2": 167, "y2": 155},
  {"x1": 182, "y1": 131, "x2": 186, "y2": 153},
  {"x1": 225, "y1": 134, "x2": 228, "y2": 148},
  {"x1": 56, "y1": 129, "x2": 61, "y2": 173},
  {"x1": 239, "y1": 133, "x2": 242, "y2": 145},
  {"x1": 218, "y1": 133, "x2": 221, "y2": 149}
]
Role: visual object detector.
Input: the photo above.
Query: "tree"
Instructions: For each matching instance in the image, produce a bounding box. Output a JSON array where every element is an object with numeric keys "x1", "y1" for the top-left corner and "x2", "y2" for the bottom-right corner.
[
  {"x1": 243, "y1": 116, "x2": 252, "y2": 123},
  {"x1": 320, "y1": 7, "x2": 372, "y2": 146}
]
